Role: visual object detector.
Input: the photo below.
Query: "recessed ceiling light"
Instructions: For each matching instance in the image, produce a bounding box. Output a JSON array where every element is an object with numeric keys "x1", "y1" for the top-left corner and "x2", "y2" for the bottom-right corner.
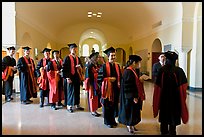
[
  {"x1": 88, "y1": 15, "x2": 92, "y2": 18},
  {"x1": 88, "y1": 11, "x2": 92, "y2": 14},
  {"x1": 97, "y1": 15, "x2": 101, "y2": 18},
  {"x1": 92, "y1": 13, "x2": 97, "y2": 16},
  {"x1": 97, "y1": 12, "x2": 102, "y2": 15},
  {"x1": 90, "y1": 32, "x2": 93, "y2": 34}
]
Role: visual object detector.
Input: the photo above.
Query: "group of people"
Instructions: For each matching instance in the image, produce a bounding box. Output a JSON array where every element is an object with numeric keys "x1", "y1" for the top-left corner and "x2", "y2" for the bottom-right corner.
[{"x1": 2, "y1": 44, "x2": 189, "y2": 135}]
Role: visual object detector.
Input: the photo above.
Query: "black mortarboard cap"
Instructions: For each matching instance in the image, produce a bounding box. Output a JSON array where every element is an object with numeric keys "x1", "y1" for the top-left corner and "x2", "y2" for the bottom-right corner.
[
  {"x1": 164, "y1": 51, "x2": 178, "y2": 61},
  {"x1": 22, "y1": 46, "x2": 31, "y2": 50},
  {"x1": 68, "y1": 43, "x2": 77, "y2": 49},
  {"x1": 89, "y1": 52, "x2": 99, "y2": 59},
  {"x1": 7, "y1": 46, "x2": 15, "y2": 50},
  {"x1": 129, "y1": 55, "x2": 142, "y2": 62},
  {"x1": 41, "y1": 48, "x2": 52, "y2": 53},
  {"x1": 52, "y1": 50, "x2": 59, "y2": 54},
  {"x1": 103, "y1": 47, "x2": 115, "y2": 55}
]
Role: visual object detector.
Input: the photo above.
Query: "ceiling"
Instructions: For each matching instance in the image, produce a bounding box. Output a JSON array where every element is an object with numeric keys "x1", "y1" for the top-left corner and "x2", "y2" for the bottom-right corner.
[{"x1": 15, "y1": 2, "x2": 182, "y2": 44}]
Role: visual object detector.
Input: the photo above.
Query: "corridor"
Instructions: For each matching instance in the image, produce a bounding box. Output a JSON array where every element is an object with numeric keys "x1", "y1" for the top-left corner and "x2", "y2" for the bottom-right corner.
[{"x1": 2, "y1": 81, "x2": 202, "y2": 135}]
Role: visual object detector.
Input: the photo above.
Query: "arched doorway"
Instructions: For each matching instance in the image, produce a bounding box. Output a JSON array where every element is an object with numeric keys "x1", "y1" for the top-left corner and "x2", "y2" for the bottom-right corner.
[
  {"x1": 60, "y1": 47, "x2": 70, "y2": 59},
  {"x1": 115, "y1": 48, "x2": 126, "y2": 67},
  {"x1": 151, "y1": 38, "x2": 162, "y2": 80}
]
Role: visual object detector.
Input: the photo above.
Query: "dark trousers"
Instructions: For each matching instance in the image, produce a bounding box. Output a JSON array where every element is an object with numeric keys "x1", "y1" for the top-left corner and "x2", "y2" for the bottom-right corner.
[
  {"x1": 103, "y1": 99, "x2": 117, "y2": 125},
  {"x1": 3, "y1": 77, "x2": 14, "y2": 99},
  {"x1": 160, "y1": 123, "x2": 176, "y2": 135},
  {"x1": 40, "y1": 89, "x2": 49, "y2": 105}
]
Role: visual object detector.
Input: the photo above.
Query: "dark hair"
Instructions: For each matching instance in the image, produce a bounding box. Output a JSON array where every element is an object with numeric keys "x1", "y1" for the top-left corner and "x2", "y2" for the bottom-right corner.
[{"x1": 124, "y1": 60, "x2": 135, "y2": 69}]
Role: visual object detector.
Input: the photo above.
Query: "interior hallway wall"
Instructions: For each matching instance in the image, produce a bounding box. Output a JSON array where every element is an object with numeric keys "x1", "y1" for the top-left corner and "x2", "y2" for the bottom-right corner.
[{"x1": 16, "y1": 18, "x2": 57, "y2": 62}]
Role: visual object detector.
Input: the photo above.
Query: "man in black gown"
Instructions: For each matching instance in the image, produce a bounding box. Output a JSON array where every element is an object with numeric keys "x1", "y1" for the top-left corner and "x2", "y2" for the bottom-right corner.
[
  {"x1": 17, "y1": 46, "x2": 37, "y2": 104},
  {"x1": 97, "y1": 47, "x2": 122, "y2": 128},
  {"x1": 2, "y1": 46, "x2": 17, "y2": 102},
  {"x1": 62, "y1": 43, "x2": 84, "y2": 113},
  {"x1": 153, "y1": 51, "x2": 189, "y2": 135}
]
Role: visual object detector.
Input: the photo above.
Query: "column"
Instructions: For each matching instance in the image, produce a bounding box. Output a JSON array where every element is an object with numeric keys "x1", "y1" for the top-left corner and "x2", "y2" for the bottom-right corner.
[
  {"x1": 2, "y1": 2, "x2": 16, "y2": 52},
  {"x1": 175, "y1": 47, "x2": 191, "y2": 76}
]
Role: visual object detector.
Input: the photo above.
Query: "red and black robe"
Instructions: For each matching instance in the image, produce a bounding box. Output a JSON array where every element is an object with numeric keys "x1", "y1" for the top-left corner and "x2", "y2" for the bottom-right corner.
[
  {"x1": 17, "y1": 56, "x2": 37, "y2": 101},
  {"x1": 153, "y1": 64, "x2": 189, "y2": 125},
  {"x1": 47, "y1": 58, "x2": 64, "y2": 103},
  {"x1": 84, "y1": 63, "x2": 100, "y2": 112}
]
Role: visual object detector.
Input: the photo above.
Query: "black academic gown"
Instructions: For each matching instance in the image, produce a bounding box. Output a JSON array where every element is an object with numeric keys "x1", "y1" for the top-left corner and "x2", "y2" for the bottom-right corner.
[
  {"x1": 152, "y1": 62, "x2": 162, "y2": 83},
  {"x1": 17, "y1": 57, "x2": 37, "y2": 101},
  {"x1": 62, "y1": 55, "x2": 83, "y2": 106},
  {"x1": 118, "y1": 69, "x2": 142, "y2": 126},
  {"x1": 154, "y1": 64, "x2": 188, "y2": 126},
  {"x1": 97, "y1": 62, "x2": 121, "y2": 125},
  {"x1": 2, "y1": 56, "x2": 17, "y2": 98}
]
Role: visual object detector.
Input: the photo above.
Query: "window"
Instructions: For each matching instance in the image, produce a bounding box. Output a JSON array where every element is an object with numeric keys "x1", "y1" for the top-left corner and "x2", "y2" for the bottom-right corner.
[
  {"x1": 83, "y1": 44, "x2": 89, "y2": 56},
  {"x1": 93, "y1": 44, "x2": 99, "y2": 52}
]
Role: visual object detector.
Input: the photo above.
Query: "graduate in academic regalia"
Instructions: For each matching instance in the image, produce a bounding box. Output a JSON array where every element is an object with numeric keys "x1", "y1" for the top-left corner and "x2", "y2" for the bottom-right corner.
[
  {"x1": 47, "y1": 50, "x2": 64, "y2": 110},
  {"x1": 97, "y1": 47, "x2": 122, "y2": 128},
  {"x1": 118, "y1": 55, "x2": 146, "y2": 134},
  {"x1": 36, "y1": 48, "x2": 52, "y2": 108},
  {"x1": 152, "y1": 53, "x2": 166, "y2": 83},
  {"x1": 62, "y1": 43, "x2": 84, "y2": 113},
  {"x1": 17, "y1": 46, "x2": 38, "y2": 104},
  {"x1": 153, "y1": 51, "x2": 189, "y2": 135},
  {"x1": 2, "y1": 46, "x2": 17, "y2": 102},
  {"x1": 84, "y1": 52, "x2": 101, "y2": 117}
]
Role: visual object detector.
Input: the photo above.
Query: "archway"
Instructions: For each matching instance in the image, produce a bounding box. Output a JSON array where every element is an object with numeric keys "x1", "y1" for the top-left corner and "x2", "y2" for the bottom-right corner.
[
  {"x1": 151, "y1": 38, "x2": 162, "y2": 80},
  {"x1": 115, "y1": 48, "x2": 126, "y2": 67}
]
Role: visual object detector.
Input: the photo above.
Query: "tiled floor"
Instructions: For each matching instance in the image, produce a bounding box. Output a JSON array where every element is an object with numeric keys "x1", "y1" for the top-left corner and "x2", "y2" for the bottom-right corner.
[{"x1": 2, "y1": 81, "x2": 202, "y2": 135}]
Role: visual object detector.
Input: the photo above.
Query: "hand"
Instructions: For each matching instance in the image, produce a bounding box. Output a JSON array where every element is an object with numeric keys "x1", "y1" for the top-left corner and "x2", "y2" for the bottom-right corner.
[
  {"x1": 133, "y1": 98, "x2": 138, "y2": 104},
  {"x1": 27, "y1": 64, "x2": 32, "y2": 67},
  {"x1": 66, "y1": 78, "x2": 72, "y2": 83},
  {"x1": 110, "y1": 77, "x2": 116, "y2": 82},
  {"x1": 75, "y1": 64, "x2": 81, "y2": 68},
  {"x1": 12, "y1": 66, "x2": 17, "y2": 71}
]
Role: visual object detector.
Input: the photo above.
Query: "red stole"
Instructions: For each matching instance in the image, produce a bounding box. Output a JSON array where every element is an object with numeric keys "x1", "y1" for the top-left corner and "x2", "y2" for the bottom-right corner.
[
  {"x1": 23, "y1": 56, "x2": 37, "y2": 94},
  {"x1": 127, "y1": 67, "x2": 145, "y2": 101},
  {"x1": 2, "y1": 66, "x2": 13, "y2": 81},
  {"x1": 69, "y1": 54, "x2": 79, "y2": 75},
  {"x1": 101, "y1": 62, "x2": 120, "y2": 102},
  {"x1": 37, "y1": 58, "x2": 50, "y2": 90},
  {"x1": 153, "y1": 72, "x2": 189, "y2": 124}
]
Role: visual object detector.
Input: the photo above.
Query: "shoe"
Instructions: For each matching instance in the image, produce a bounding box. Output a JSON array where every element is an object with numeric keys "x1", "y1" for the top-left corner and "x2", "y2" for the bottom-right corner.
[
  {"x1": 21, "y1": 100, "x2": 30, "y2": 105},
  {"x1": 10, "y1": 97, "x2": 14, "y2": 100},
  {"x1": 51, "y1": 105, "x2": 57, "y2": 110},
  {"x1": 27, "y1": 99, "x2": 33, "y2": 103},
  {"x1": 76, "y1": 106, "x2": 84, "y2": 111},
  {"x1": 133, "y1": 126, "x2": 138, "y2": 131},
  {"x1": 105, "y1": 124, "x2": 114, "y2": 128},
  {"x1": 40, "y1": 104, "x2": 44, "y2": 108},
  {"x1": 127, "y1": 126, "x2": 134, "y2": 133},
  {"x1": 91, "y1": 112, "x2": 101, "y2": 117},
  {"x1": 6, "y1": 98, "x2": 11, "y2": 102},
  {"x1": 67, "y1": 108, "x2": 73, "y2": 113},
  {"x1": 57, "y1": 103, "x2": 65, "y2": 107}
]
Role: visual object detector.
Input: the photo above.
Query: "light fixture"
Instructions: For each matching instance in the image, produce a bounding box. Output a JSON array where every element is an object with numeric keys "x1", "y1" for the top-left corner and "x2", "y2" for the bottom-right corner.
[
  {"x1": 90, "y1": 32, "x2": 93, "y2": 34},
  {"x1": 88, "y1": 11, "x2": 102, "y2": 18}
]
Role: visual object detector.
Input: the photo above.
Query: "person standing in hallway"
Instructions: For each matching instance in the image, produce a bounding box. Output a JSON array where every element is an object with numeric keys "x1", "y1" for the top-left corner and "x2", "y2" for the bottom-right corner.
[
  {"x1": 118, "y1": 55, "x2": 146, "y2": 134},
  {"x1": 153, "y1": 51, "x2": 189, "y2": 135},
  {"x1": 2, "y1": 46, "x2": 17, "y2": 102},
  {"x1": 46, "y1": 50, "x2": 64, "y2": 110},
  {"x1": 97, "y1": 47, "x2": 122, "y2": 128},
  {"x1": 36, "y1": 48, "x2": 52, "y2": 108},
  {"x1": 17, "y1": 46, "x2": 38, "y2": 104},
  {"x1": 84, "y1": 52, "x2": 101, "y2": 117},
  {"x1": 62, "y1": 43, "x2": 84, "y2": 113},
  {"x1": 152, "y1": 53, "x2": 166, "y2": 83}
]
